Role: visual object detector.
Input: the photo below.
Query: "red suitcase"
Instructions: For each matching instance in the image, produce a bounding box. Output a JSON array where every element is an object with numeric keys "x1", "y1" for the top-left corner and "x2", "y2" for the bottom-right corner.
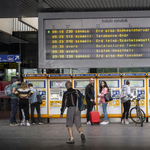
[{"x1": 90, "y1": 111, "x2": 100, "y2": 125}]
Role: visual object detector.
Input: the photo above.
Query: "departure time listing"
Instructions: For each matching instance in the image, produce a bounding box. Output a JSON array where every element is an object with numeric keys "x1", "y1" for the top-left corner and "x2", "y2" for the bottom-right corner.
[{"x1": 45, "y1": 28, "x2": 150, "y2": 59}]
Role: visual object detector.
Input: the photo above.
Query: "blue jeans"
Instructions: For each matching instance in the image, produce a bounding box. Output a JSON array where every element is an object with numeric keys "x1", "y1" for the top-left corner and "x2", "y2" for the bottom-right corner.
[
  {"x1": 10, "y1": 99, "x2": 18, "y2": 123},
  {"x1": 102, "y1": 103, "x2": 108, "y2": 121}
]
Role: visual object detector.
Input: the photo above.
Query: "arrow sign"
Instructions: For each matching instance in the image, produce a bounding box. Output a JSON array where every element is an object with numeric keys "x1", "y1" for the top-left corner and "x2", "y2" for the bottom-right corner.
[{"x1": 0, "y1": 55, "x2": 20, "y2": 62}]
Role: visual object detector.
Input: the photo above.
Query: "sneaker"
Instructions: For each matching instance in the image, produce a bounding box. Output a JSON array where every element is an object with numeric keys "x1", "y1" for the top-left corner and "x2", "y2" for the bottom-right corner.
[
  {"x1": 66, "y1": 139, "x2": 75, "y2": 144},
  {"x1": 26, "y1": 122, "x2": 30, "y2": 126},
  {"x1": 32, "y1": 123, "x2": 35, "y2": 125},
  {"x1": 100, "y1": 121, "x2": 109, "y2": 125},
  {"x1": 10, "y1": 122, "x2": 19, "y2": 126},
  {"x1": 125, "y1": 121, "x2": 129, "y2": 124},
  {"x1": 20, "y1": 122, "x2": 23, "y2": 126},
  {"x1": 15, "y1": 121, "x2": 19, "y2": 125},
  {"x1": 39, "y1": 122, "x2": 44, "y2": 125},
  {"x1": 81, "y1": 134, "x2": 86, "y2": 144},
  {"x1": 87, "y1": 121, "x2": 91, "y2": 125},
  {"x1": 121, "y1": 121, "x2": 124, "y2": 124}
]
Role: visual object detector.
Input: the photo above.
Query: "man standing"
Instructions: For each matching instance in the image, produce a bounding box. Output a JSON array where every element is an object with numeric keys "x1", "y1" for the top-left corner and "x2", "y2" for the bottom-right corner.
[
  {"x1": 10, "y1": 78, "x2": 21, "y2": 126},
  {"x1": 85, "y1": 78, "x2": 95, "y2": 125},
  {"x1": 28, "y1": 83, "x2": 43, "y2": 125},
  {"x1": 60, "y1": 81, "x2": 86, "y2": 144}
]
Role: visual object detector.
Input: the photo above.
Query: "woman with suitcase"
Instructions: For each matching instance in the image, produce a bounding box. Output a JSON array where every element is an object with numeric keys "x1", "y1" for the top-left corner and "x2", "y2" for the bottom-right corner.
[{"x1": 98, "y1": 80, "x2": 109, "y2": 125}]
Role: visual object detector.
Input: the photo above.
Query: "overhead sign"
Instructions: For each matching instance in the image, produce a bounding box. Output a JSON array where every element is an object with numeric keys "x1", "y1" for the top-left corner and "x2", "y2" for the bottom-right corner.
[
  {"x1": 48, "y1": 74, "x2": 71, "y2": 77},
  {"x1": 0, "y1": 55, "x2": 20, "y2": 62},
  {"x1": 122, "y1": 73, "x2": 146, "y2": 76},
  {"x1": 72, "y1": 74, "x2": 96, "y2": 77},
  {"x1": 97, "y1": 73, "x2": 121, "y2": 76},
  {"x1": 23, "y1": 74, "x2": 47, "y2": 77}
]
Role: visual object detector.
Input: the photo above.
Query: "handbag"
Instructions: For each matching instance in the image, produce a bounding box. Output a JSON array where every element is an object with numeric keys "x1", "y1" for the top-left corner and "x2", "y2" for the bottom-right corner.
[
  {"x1": 36, "y1": 90, "x2": 42, "y2": 104},
  {"x1": 104, "y1": 92, "x2": 113, "y2": 102}
]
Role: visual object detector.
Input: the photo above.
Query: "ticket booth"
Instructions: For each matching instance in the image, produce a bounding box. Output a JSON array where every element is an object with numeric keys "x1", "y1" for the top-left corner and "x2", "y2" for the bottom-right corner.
[
  {"x1": 72, "y1": 73, "x2": 97, "y2": 118},
  {"x1": 97, "y1": 73, "x2": 122, "y2": 119},
  {"x1": 48, "y1": 74, "x2": 71, "y2": 118},
  {"x1": 23, "y1": 74, "x2": 48, "y2": 118},
  {"x1": 122, "y1": 73, "x2": 147, "y2": 117},
  {"x1": 146, "y1": 73, "x2": 150, "y2": 119}
]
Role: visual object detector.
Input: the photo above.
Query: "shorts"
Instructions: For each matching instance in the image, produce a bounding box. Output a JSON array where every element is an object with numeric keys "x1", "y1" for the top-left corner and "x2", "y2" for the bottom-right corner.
[{"x1": 66, "y1": 106, "x2": 81, "y2": 128}]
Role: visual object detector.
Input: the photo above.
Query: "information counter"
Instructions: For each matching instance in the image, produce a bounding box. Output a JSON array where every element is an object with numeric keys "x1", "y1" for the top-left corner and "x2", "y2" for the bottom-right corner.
[
  {"x1": 48, "y1": 74, "x2": 71, "y2": 118},
  {"x1": 97, "y1": 73, "x2": 122, "y2": 118},
  {"x1": 23, "y1": 74, "x2": 48, "y2": 118},
  {"x1": 72, "y1": 73, "x2": 96, "y2": 117},
  {"x1": 122, "y1": 73, "x2": 147, "y2": 117}
]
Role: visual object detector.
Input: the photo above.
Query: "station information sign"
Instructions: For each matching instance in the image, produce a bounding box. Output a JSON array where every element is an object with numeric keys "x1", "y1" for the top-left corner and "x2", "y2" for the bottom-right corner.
[
  {"x1": 46, "y1": 28, "x2": 150, "y2": 60},
  {"x1": 39, "y1": 13, "x2": 150, "y2": 68}
]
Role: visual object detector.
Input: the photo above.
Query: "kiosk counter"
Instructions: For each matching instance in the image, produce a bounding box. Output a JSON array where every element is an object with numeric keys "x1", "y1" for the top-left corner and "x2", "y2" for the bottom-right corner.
[
  {"x1": 48, "y1": 74, "x2": 72, "y2": 118},
  {"x1": 97, "y1": 73, "x2": 122, "y2": 118},
  {"x1": 122, "y1": 73, "x2": 147, "y2": 117},
  {"x1": 72, "y1": 73, "x2": 97, "y2": 118},
  {"x1": 23, "y1": 74, "x2": 48, "y2": 118}
]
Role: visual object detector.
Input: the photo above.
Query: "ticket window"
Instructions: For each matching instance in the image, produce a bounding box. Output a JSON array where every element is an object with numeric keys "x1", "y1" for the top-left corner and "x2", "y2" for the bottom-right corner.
[
  {"x1": 147, "y1": 79, "x2": 150, "y2": 117},
  {"x1": 49, "y1": 80, "x2": 71, "y2": 116},
  {"x1": 98, "y1": 79, "x2": 121, "y2": 117},
  {"x1": 122, "y1": 79, "x2": 146, "y2": 114},
  {"x1": 25, "y1": 80, "x2": 47, "y2": 115},
  {"x1": 73, "y1": 79, "x2": 96, "y2": 114}
]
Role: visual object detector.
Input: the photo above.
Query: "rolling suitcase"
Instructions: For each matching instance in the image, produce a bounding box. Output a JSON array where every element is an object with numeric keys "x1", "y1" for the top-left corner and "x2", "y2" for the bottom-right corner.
[{"x1": 90, "y1": 106, "x2": 100, "y2": 125}]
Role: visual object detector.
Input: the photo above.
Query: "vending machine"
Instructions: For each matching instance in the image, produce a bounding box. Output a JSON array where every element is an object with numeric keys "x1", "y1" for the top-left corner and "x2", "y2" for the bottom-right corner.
[
  {"x1": 48, "y1": 74, "x2": 72, "y2": 118},
  {"x1": 146, "y1": 73, "x2": 150, "y2": 118},
  {"x1": 97, "y1": 73, "x2": 122, "y2": 118},
  {"x1": 23, "y1": 74, "x2": 48, "y2": 118},
  {"x1": 122, "y1": 73, "x2": 147, "y2": 117},
  {"x1": 72, "y1": 73, "x2": 97, "y2": 118}
]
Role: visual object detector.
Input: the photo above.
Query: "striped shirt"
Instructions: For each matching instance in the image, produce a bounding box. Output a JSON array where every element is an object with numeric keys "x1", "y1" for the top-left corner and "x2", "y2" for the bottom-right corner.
[{"x1": 15, "y1": 88, "x2": 33, "y2": 100}]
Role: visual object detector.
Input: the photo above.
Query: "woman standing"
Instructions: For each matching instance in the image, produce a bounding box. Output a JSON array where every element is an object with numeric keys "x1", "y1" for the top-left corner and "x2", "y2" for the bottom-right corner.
[
  {"x1": 122, "y1": 80, "x2": 131, "y2": 125},
  {"x1": 98, "y1": 80, "x2": 109, "y2": 125},
  {"x1": 15, "y1": 82, "x2": 33, "y2": 126}
]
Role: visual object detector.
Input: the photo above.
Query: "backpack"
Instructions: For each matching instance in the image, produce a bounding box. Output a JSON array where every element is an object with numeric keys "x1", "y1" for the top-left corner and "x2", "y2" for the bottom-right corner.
[
  {"x1": 120, "y1": 85, "x2": 129, "y2": 103},
  {"x1": 4, "y1": 84, "x2": 12, "y2": 96},
  {"x1": 76, "y1": 90, "x2": 87, "y2": 111}
]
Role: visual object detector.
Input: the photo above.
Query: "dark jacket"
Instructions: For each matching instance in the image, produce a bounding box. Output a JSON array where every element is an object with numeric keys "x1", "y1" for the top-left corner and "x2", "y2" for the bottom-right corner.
[
  {"x1": 60, "y1": 88, "x2": 79, "y2": 115},
  {"x1": 85, "y1": 84, "x2": 95, "y2": 103}
]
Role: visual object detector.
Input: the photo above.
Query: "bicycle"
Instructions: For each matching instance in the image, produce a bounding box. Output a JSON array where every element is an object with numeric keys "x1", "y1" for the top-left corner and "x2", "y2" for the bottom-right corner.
[{"x1": 130, "y1": 95, "x2": 146, "y2": 127}]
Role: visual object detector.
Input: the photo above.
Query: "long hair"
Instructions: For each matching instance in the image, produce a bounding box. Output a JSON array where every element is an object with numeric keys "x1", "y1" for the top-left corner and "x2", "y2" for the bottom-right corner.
[
  {"x1": 20, "y1": 82, "x2": 27, "y2": 90},
  {"x1": 99, "y1": 80, "x2": 109, "y2": 93}
]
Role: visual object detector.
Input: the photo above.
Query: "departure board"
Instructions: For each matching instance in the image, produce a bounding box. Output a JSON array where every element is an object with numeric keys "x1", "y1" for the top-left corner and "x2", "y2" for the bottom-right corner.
[
  {"x1": 39, "y1": 12, "x2": 150, "y2": 68},
  {"x1": 46, "y1": 28, "x2": 150, "y2": 59}
]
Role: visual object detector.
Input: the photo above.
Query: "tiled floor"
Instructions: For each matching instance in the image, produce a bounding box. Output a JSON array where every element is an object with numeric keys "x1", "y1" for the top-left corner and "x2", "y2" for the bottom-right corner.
[{"x1": 0, "y1": 119, "x2": 150, "y2": 150}]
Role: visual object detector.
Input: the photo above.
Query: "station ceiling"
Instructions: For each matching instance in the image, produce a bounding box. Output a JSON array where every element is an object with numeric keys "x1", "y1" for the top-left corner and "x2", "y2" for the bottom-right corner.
[{"x1": 0, "y1": 0, "x2": 150, "y2": 18}]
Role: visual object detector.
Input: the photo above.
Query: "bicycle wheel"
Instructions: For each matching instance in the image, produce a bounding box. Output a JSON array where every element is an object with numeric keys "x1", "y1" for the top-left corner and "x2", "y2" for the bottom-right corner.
[{"x1": 130, "y1": 107, "x2": 145, "y2": 124}]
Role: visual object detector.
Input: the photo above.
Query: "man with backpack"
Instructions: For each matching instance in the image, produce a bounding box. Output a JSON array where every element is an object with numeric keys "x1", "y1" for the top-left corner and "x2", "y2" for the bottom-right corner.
[
  {"x1": 60, "y1": 81, "x2": 86, "y2": 144},
  {"x1": 10, "y1": 78, "x2": 21, "y2": 126}
]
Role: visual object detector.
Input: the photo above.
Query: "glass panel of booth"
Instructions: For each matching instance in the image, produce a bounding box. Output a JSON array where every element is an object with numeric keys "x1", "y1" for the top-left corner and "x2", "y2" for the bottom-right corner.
[
  {"x1": 73, "y1": 79, "x2": 96, "y2": 115},
  {"x1": 49, "y1": 80, "x2": 70, "y2": 115},
  {"x1": 26, "y1": 80, "x2": 45, "y2": 88},
  {"x1": 148, "y1": 79, "x2": 150, "y2": 116},
  {"x1": 24, "y1": 79, "x2": 47, "y2": 116},
  {"x1": 98, "y1": 79, "x2": 121, "y2": 116},
  {"x1": 122, "y1": 79, "x2": 146, "y2": 115}
]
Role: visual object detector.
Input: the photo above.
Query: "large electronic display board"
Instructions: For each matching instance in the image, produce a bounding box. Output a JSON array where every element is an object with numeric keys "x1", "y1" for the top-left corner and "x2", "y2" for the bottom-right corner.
[{"x1": 39, "y1": 12, "x2": 150, "y2": 68}]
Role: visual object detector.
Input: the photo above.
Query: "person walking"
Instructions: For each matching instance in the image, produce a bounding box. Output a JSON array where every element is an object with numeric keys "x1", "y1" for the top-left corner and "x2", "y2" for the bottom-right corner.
[
  {"x1": 10, "y1": 78, "x2": 21, "y2": 126},
  {"x1": 15, "y1": 82, "x2": 33, "y2": 126},
  {"x1": 60, "y1": 81, "x2": 86, "y2": 144},
  {"x1": 28, "y1": 83, "x2": 43, "y2": 125},
  {"x1": 85, "y1": 78, "x2": 95, "y2": 125},
  {"x1": 122, "y1": 80, "x2": 132, "y2": 125},
  {"x1": 98, "y1": 80, "x2": 109, "y2": 125}
]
